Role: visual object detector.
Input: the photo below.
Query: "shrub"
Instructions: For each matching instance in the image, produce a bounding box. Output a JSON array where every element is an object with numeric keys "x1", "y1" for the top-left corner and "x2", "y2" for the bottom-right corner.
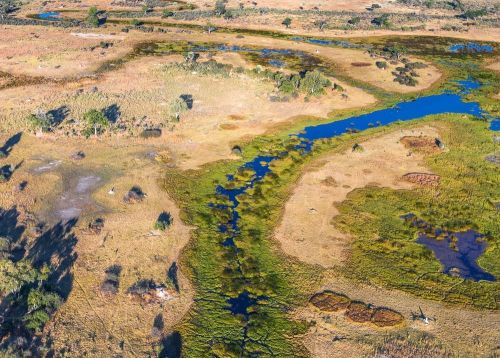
[
  {"x1": 300, "y1": 70, "x2": 332, "y2": 96},
  {"x1": 131, "y1": 18, "x2": 143, "y2": 27},
  {"x1": 372, "y1": 14, "x2": 390, "y2": 27},
  {"x1": 128, "y1": 279, "x2": 156, "y2": 296},
  {"x1": 154, "y1": 212, "x2": 173, "y2": 231},
  {"x1": 170, "y1": 97, "x2": 190, "y2": 121},
  {"x1": 162, "y1": 10, "x2": 174, "y2": 18},
  {"x1": 123, "y1": 186, "x2": 146, "y2": 203},
  {"x1": 101, "y1": 265, "x2": 121, "y2": 295},
  {"x1": 376, "y1": 61, "x2": 388, "y2": 69},
  {"x1": 282, "y1": 17, "x2": 292, "y2": 28},
  {"x1": 348, "y1": 16, "x2": 361, "y2": 25},
  {"x1": 214, "y1": 0, "x2": 226, "y2": 16},
  {"x1": 26, "y1": 109, "x2": 54, "y2": 133},
  {"x1": 83, "y1": 109, "x2": 109, "y2": 137},
  {"x1": 86, "y1": 6, "x2": 99, "y2": 27}
]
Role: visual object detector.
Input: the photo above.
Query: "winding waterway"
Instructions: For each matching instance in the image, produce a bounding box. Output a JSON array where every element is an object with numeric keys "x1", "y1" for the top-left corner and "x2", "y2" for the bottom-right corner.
[{"x1": 213, "y1": 78, "x2": 497, "y2": 353}]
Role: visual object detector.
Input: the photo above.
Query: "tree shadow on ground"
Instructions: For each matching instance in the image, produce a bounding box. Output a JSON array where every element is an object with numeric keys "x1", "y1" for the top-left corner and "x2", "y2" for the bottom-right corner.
[
  {"x1": 0, "y1": 206, "x2": 27, "y2": 261},
  {"x1": 0, "y1": 132, "x2": 22, "y2": 157},
  {"x1": 159, "y1": 331, "x2": 182, "y2": 358},
  {"x1": 47, "y1": 106, "x2": 69, "y2": 127},
  {"x1": 27, "y1": 218, "x2": 78, "y2": 299},
  {"x1": 103, "y1": 104, "x2": 121, "y2": 123}
]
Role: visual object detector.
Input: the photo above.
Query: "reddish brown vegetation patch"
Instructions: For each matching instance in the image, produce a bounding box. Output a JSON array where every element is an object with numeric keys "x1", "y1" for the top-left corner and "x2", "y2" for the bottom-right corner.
[
  {"x1": 400, "y1": 136, "x2": 441, "y2": 153},
  {"x1": 310, "y1": 291, "x2": 404, "y2": 327},
  {"x1": 345, "y1": 301, "x2": 374, "y2": 323},
  {"x1": 371, "y1": 308, "x2": 404, "y2": 327},
  {"x1": 351, "y1": 62, "x2": 372, "y2": 67},
  {"x1": 403, "y1": 172, "x2": 440, "y2": 187},
  {"x1": 309, "y1": 291, "x2": 350, "y2": 312}
]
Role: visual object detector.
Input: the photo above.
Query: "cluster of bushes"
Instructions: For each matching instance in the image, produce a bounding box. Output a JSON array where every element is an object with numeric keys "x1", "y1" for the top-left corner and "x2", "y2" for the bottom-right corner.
[
  {"x1": 255, "y1": 68, "x2": 332, "y2": 97},
  {"x1": 392, "y1": 61, "x2": 427, "y2": 86},
  {"x1": 26, "y1": 105, "x2": 117, "y2": 138},
  {"x1": 100, "y1": 265, "x2": 121, "y2": 295}
]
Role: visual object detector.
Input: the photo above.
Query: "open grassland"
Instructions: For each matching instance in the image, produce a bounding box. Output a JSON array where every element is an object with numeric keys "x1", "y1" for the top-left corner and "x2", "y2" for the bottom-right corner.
[{"x1": 0, "y1": 134, "x2": 193, "y2": 356}]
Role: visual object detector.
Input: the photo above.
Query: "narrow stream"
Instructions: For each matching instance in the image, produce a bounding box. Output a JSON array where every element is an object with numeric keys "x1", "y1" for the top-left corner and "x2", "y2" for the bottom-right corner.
[{"x1": 214, "y1": 79, "x2": 497, "y2": 353}]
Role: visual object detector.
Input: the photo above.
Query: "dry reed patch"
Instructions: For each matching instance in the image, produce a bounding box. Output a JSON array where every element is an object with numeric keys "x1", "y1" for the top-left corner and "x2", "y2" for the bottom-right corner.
[
  {"x1": 400, "y1": 135, "x2": 442, "y2": 154},
  {"x1": 274, "y1": 126, "x2": 440, "y2": 268}
]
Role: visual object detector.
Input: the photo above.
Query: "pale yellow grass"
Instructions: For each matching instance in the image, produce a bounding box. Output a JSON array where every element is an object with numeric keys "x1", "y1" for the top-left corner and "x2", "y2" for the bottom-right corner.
[
  {"x1": 0, "y1": 133, "x2": 193, "y2": 356},
  {"x1": 274, "y1": 126, "x2": 440, "y2": 268},
  {"x1": 0, "y1": 54, "x2": 376, "y2": 169}
]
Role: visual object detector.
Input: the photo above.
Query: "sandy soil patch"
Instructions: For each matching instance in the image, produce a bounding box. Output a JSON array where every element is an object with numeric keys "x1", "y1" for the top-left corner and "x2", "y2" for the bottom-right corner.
[
  {"x1": 0, "y1": 133, "x2": 193, "y2": 356},
  {"x1": 296, "y1": 274, "x2": 500, "y2": 357},
  {"x1": 486, "y1": 57, "x2": 500, "y2": 73},
  {"x1": 274, "y1": 126, "x2": 441, "y2": 268}
]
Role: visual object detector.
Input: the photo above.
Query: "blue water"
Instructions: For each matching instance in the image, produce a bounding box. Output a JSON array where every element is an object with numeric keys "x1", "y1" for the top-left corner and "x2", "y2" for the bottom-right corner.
[
  {"x1": 37, "y1": 11, "x2": 61, "y2": 20},
  {"x1": 417, "y1": 230, "x2": 495, "y2": 282},
  {"x1": 491, "y1": 119, "x2": 500, "y2": 131},
  {"x1": 449, "y1": 43, "x2": 494, "y2": 53},
  {"x1": 290, "y1": 36, "x2": 366, "y2": 49},
  {"x1": 268, "y1": 59, "x2": 285, "y2": 68},
  {"x1": 217, "y1": 79, "x2": 498, "y2": 316}
]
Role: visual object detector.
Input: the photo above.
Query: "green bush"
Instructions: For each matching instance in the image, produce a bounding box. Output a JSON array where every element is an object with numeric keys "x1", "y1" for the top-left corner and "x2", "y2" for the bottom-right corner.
[
  {"x1": 154, "y1": 212, "x2": 173, "y2": 231},
  {"x1": 86, "y1": 6, "x2": 100, "y2": 27},
  {"x1": 83, "y1": 109, "x2": 109, "y2": 137}
]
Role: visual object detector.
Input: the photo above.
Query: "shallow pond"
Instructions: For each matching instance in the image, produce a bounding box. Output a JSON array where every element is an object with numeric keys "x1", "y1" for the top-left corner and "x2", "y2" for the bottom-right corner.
[
  {"x1": 54, "y1": 174, "x2": 103, "y2": 222},
  {"x1": 417, "y1": 230, "x2": 495, "y2": 282},
  {"x1": 449, "y1": 43, "x2": 494, "y2": 54},
  {"x1": 37, "y1": 11, "x2": 61, "y2": 21}
]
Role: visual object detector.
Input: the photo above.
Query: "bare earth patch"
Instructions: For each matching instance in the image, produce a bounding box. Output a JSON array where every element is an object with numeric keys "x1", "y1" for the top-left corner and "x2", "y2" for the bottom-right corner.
[{"x1": 274, "y1": 126, "x2": 441, "y2": 268}]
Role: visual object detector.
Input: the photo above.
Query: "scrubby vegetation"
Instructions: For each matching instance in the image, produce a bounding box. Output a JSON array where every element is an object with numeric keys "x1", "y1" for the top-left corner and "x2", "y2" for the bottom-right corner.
[{"x1": 334, "y1": 117, "x2": 499, "y2": 309}]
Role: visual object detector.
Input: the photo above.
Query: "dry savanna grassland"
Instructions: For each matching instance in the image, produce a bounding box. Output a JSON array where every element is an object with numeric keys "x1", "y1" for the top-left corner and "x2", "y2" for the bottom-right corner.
[{"x1": 0, "y1": 0, "x2": 499, "y2": 357}]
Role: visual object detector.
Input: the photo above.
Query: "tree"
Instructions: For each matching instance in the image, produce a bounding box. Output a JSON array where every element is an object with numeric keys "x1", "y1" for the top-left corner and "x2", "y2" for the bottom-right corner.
[
  {"x1": 300, "y1": 70, "x2": 332, "y2": 96},
  {"x1": 83, "y1": 109, "x2": 109, "y2": 137},
  {"x1": 24, "y1": 288, "x2": 62, "y2": 332},
  {"x1": 0, "y1": 259, "x2": 39, "y2": 295},
  {"x1": 215, "y1": 0, "x2": 226, "y2": 16},
  {"x1": 26, "y1": 109, "x2": 53, "y2": 134},
  {"x1": 315, "y1": 20, "x2": 327, "y2": 31},
  {"x1": 282, "y1": 17, "x2": 292, "y2": 28},
  {"x1": 86, "y1": 6, "x2": 99, "y2": 27},
  {"x1": 170, "y1": 97, "x2": 189, "y2": 121}
]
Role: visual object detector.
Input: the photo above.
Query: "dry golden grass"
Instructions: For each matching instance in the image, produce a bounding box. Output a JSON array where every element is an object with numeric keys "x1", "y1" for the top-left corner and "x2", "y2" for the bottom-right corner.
[
  {"x1": 0, "y1": 133, "x2": 193, "y2": 356},
  {"x1": 274, "y1": 126, "x2": 441, "y2": 268}
]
